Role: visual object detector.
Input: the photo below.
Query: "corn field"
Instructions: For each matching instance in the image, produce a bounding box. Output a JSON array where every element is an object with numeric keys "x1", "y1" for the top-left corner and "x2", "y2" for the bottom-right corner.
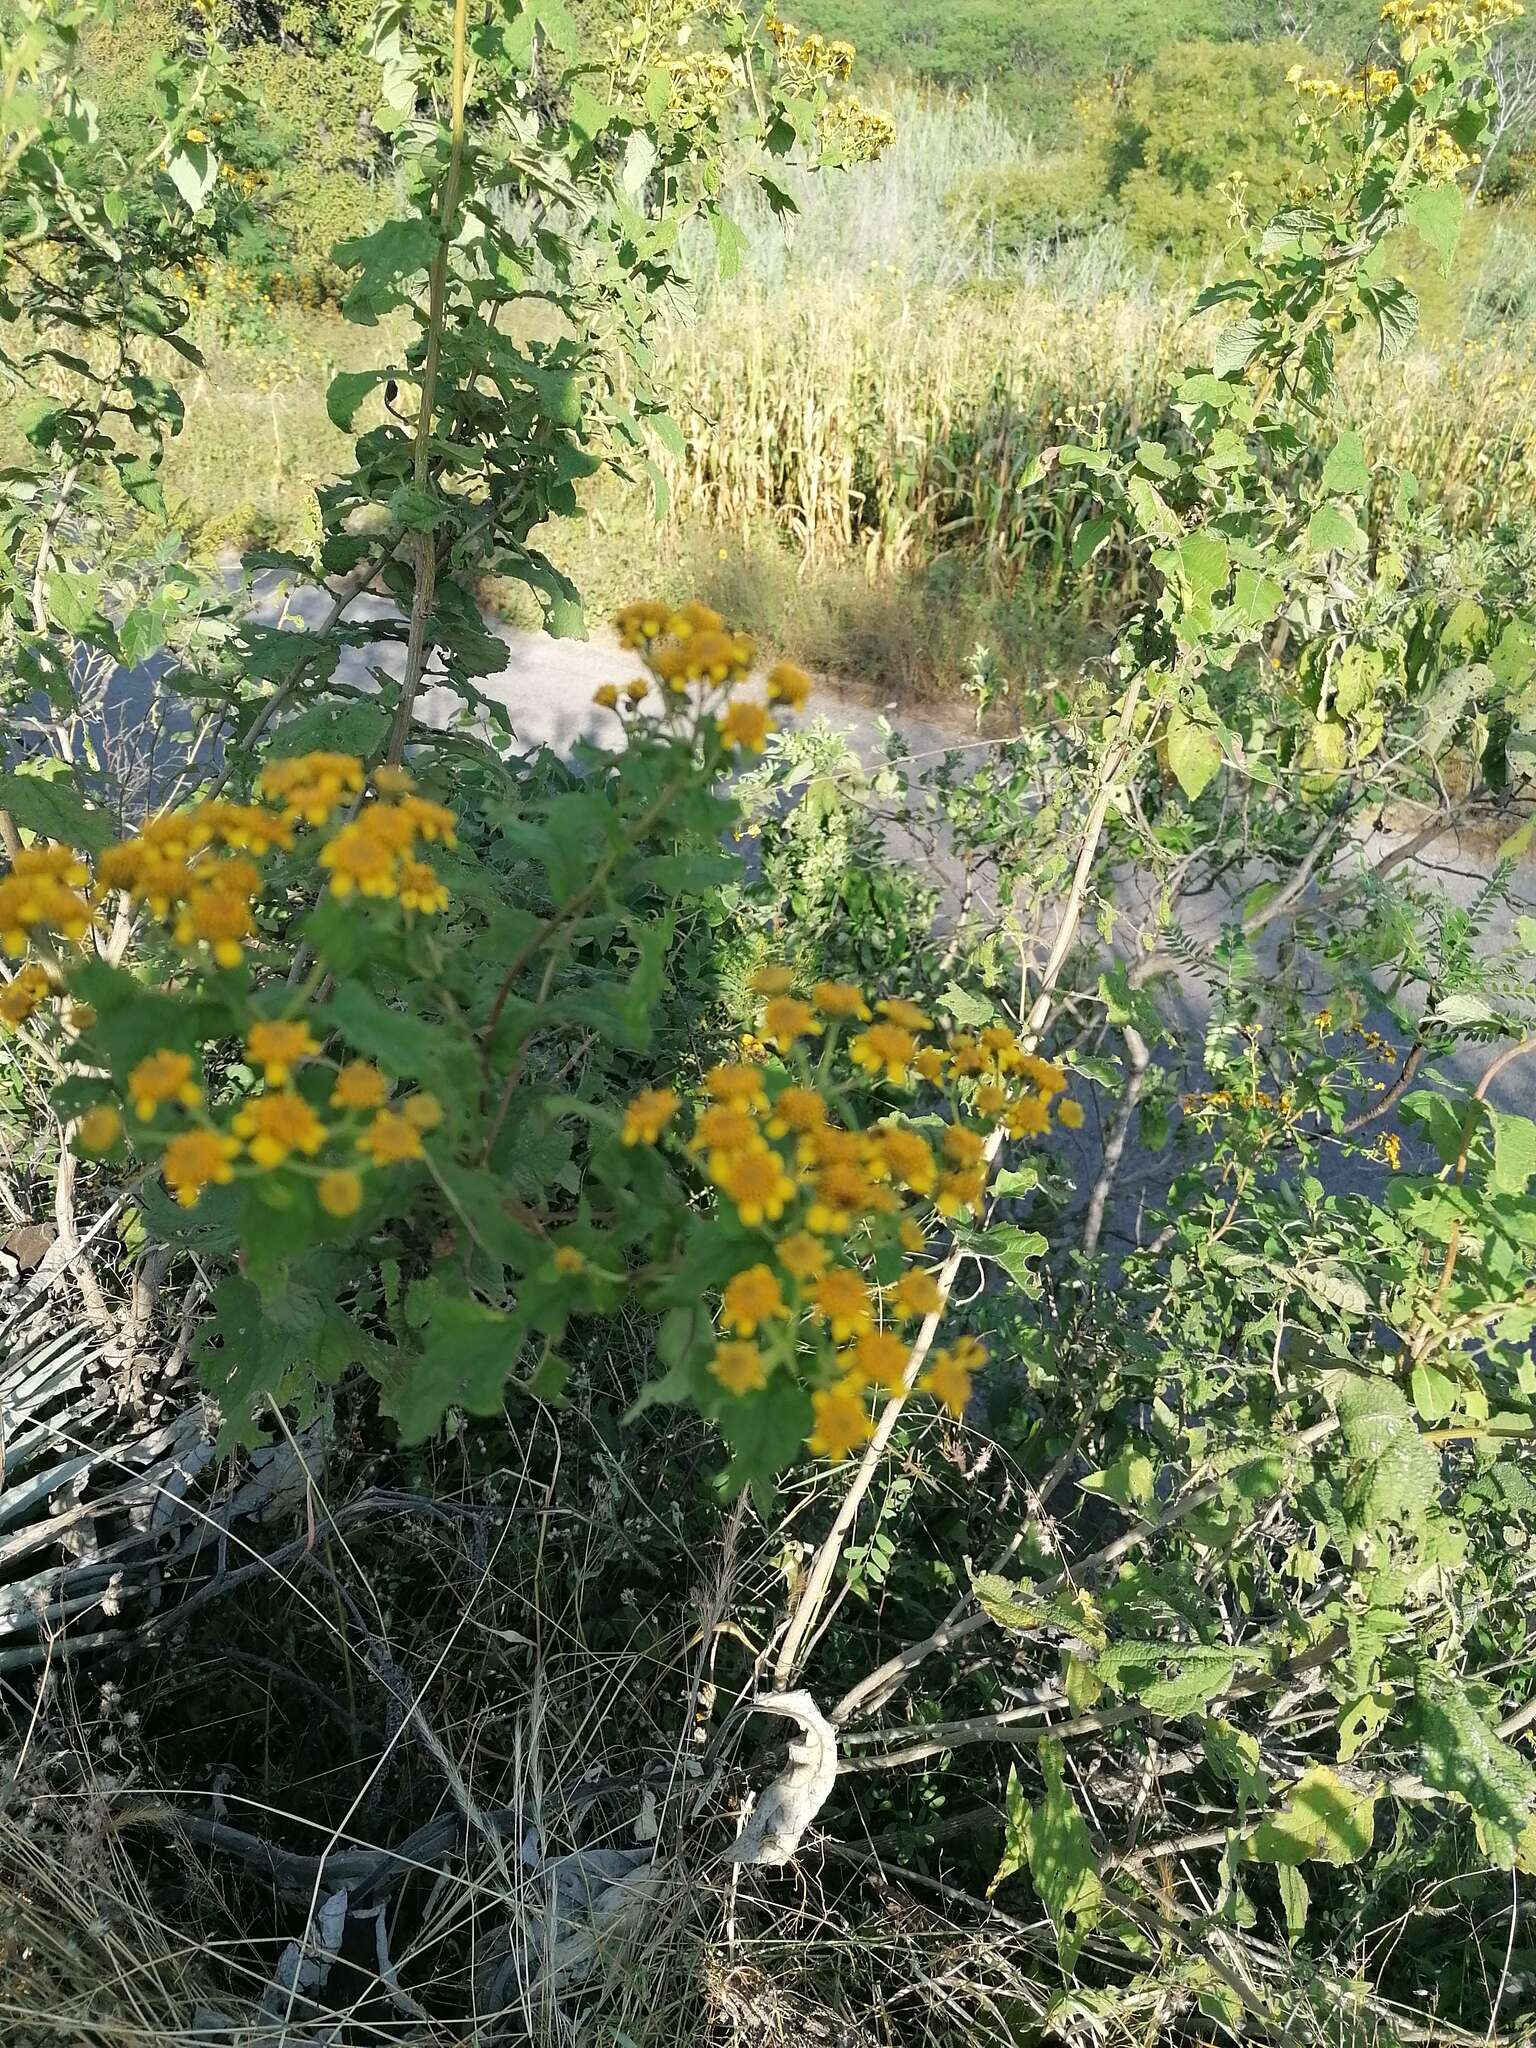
[{"x1": 652, "y1": 283, "x2": 1536, "y2": 595}]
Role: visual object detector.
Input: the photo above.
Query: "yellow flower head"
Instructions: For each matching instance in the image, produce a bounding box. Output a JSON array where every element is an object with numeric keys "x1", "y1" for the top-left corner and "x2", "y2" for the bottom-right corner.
[
  {"x1": 1005, "y1": 1094, "x2": 1050, "y2": 1140},
  {"x1": 622, "y1": 1086, "x2": 681, "y2": 1145},
  {"x1": 398, "y1": 860, "x2": 449, "y2": 916},
  {"x1": 810, "y1": 1267, "x2": 873, "y2": 1342},
  {"x1": 174, "y1": 884, "x2": 254, "y2": 969},
  {"x1": 402, "y1": 1091, "x2": 443, "y2": 1131},
  {"x1": 616, "y1": 599, "x2": 671, "y2": 648},
  {"x1": 718, "y1": 700, "x2": 773, "y2": 754},
  {"x1": 936, "y1": 1166, "x2": 986, "y2": 1217},
  {"x1": 874, "y1": 1124, "x2": 937, "y2": 1196},
  {"x1": 849, "y1": 1023, "x2": 917, "y2": 1085},
  {"x1": 357, "y1": 1109, "x2": 425, "y2": 1167},
  {"x1": 553, "y1": 1244, "x2": 587, "y2": 1274},
  {"x1": 129, "y1": 1050, "x2": 201, "y2": 1121},
  {"x1": 77, "y1": 1104, "x2": 123, "y2": 1153},
  {"x1": 592, "y1": 683, "x2": 621, "y2": 710},
  {"x1": 922, "y1": 1340, "x2": 984, "y2": 1418},
  {"x1": 258, "y1": 750, "x2": 365, "y2": 826},
  {"x1": 233, "y1": 1090, "x2": 327, "y2": 1169},
  {"x1": 812, "y1": 980, "x2": 870, "y2": 1020},
  {"x1": 246, "y1": 1018, "x2": 319, "y2": 1085},
  {"x1": 750, "y1": 963, "x2": 797, "y2": 997},
  {"x1": 778, "y1": 1230, "x2": 830, "y2": 1282},
  {"x1": 0, "y1": 963, "x2": 56, "y2": 1029},
  {"x1": 163, "y1": 1128, "x2": 239, "y2": 1207},
  {"x1": 331, "y1": 1061, "x2": 389, "y2": 1112},
  {"x1": 765, "y1": 661, "x2": 812, "y2": 711},
  {"x1": 321, "y1": 819, "x2": 401, "y2": 899},
  {"x1": 807, "y1": 1378, "x2": 874, "y2": 1460},
  {"x1": 890, "y1": 1267, "x2": 943, "y2": 1321},
  {"x1": 913, "y1": 1045, "x2": 948, "y2": 1084},
  {"x1": 766, "y1": 1084, "x2": 827, "y2": 1138},
  {"x1": 877, "y1": 997, "x2": 933, "y2": 1031},
  {"x1": 1057, "y1": 1097, "x2": 1085, "y2": 1130},
  {"x1": 705, "y1": 1064, "x2": 770, "y2": 1112},
  {"x1": 899, "y1": 1217, "x2": 928, "y2": 1255},
  {"x1": 942, "y1": 1125, "x2": 986, "y2": 1168},
  {"x1": 711, "y1": 1340, "x2": 769, "y2": 1397},
  {"x1": 718, "y1": 1145, "x2": 796, "y2": 1226},
  {"x1": 318, "y1": 1168, "x2": 364, "y2": 1218},
  {"x1": 722, "y1": 1262, "x2": 789, "y2": 1335},
  {"x1": 849, "y1": 1327, "x2": 909, "y2": 1393},
  {"x1": 760, "y1": 996, "x2": 823, "y2": 1051}
]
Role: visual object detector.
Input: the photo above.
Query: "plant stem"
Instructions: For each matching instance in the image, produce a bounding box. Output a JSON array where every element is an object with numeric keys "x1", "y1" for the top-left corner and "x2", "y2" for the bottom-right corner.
[{"x1": 386, "y1": 0, "x2": 471, "y2": 766}]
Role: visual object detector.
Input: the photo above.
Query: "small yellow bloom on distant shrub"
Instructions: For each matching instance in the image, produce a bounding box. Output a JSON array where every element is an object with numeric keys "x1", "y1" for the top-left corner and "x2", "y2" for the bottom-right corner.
[
  {"x1": 810, "y1": 1267, "x2": 873, "y2": 1341},
  {"x1": 1058, "y1": 1097, "x2": 1086, "y2": 1130},
  {"x1": 890, "y1": 1267, "x2": 942, "y2": 1320},
  {"x1": 722, "y1": 1262, "x2": 789, "y2": 1334},
  {"x1": 760, "y1": 996, "x2": 822, "y2": 1050},
  {"x1": 711, "y1": 1340, "x2": 769, "y2": 1396},
  {"x1": 129, "y1": 1050, "x2": 200, "y2": 1120},
  {"x1": 357, "y1": 1109, "x2": 424, "y2": 1167},
  {"x1": 718, "y1": 700, "x2": 773, "y2": 753},
  {"x1": 246, "y1": 1018, "x2": 318, "y2": 1085},
  {"x1": 403, "y1": 1091, "x2": 443, "y2": 1131},
  {"x1": 318, "y1": 1168, "x2": 364, "y2": 1218},
  {"x1": 623, "y1": 1087, "x2": 680, "y2": 1145},
  {"x1": 779, "y1": 1230, "x2": 830, "y2": 1282},
  {"x1": 807, "y1": 1379, "x2": 874, "y2": 1460},
  {"x1": 233, "y1": 1091, "x2": 327, "y2": 1169},
  {"x1": 332, "y1": 1062, "x2": 389, "y2": 1112},
  {"x1": 163, "y1": 1128, "x2": 239, "y2": 1206},
  {"x1": 77, "y1": 1104, "x2": 123, "y2": 1153},
  {"x1": 765, "y1": 661, "x2": 811, "y2": 710}
]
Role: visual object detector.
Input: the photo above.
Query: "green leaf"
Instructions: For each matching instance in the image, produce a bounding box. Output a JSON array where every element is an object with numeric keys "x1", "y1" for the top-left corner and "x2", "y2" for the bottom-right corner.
[
  {"x1": 1491, "y1": 617, "x2": 1536, "y2": 691},
  {"x1": 387, "y1": 482, "x2": 449, "y2": 533},
  {"x1": 1305, "y1": 503, "x2": 1366, "y2": 555},
  {"x1": 989, "y1": 1765, "x2": 1030, "y2": 1893},
  {"x1": 167, "y1": 140, "x2": 218, "y2": 213},
  {"x1": 1326, "y1": 1370, "x2": 1440, "y2": 1535},
  {"x1": 972, "y1": 1571, "x2": 1108, "y2": 1649},
  {"x1": 1166, "y1": 705, "x2": 1223, "y2": 802},
  {"x1": 1178, "y1": 531, "x2": 1230, "y2": 607},
  {"x1": 0, "y1": 769, "x2": 113, "y2": 853},
  {"x1": 326, "y1": 984, "x2": 442, "y2": 1079},
  {"x1": 1320, "y1": 430, "x2": 1370, "y2": 498},
  {"x1": 951, "y1": 1222, "x2": 1047, "y2": 1292},
  {"x1": 383, "y1": 1279, "x2": 527, "y2": 1441},
  {"x1": 1248, "y1": 1766, "x2": 1376, "y2": 1867},
  {"x1": 1020, "y1": 1741, "x2": 1104, "y2": 1965},
  {"x1": 1412, "y1": 1664, "x2": 1536, "y2": 1867},
  {"x1": 1488, "y1": 1110, "x2": 1536, "y2": 1197},
  {"x1": 1277, "y1": 1863, "x2": 1310, "y2": 1942},
  {"x1": 327, "y1": 368, "x2": 391, "y2": 431},
  {"x1": 1406, "y1": 180, "x2": 1463, "y2": 270},
  {"x1": 1079, "y1": 1451, "x2": 1155, "y2": 1508},
  {"x1": 1095, "y1": 1641, "x2": 1244, "y2": 1716}
]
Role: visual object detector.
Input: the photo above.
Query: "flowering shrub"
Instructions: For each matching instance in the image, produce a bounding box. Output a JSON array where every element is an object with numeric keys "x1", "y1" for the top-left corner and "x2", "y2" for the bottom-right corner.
[{"x1": 0, "y1": 604, "x2": 1081, "y2": 1489}]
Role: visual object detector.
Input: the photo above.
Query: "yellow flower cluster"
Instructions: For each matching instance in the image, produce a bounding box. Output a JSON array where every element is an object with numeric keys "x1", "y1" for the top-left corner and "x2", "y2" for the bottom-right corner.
[
  {"x1": 0, "y1": 961, "x2": 58, "y2": 1029},
  {"x1": 624, "y1": 969, "x2": 1083, "y2": 1460},
  {"x1": 817, "y1": 95, "x2": 897, "y2": 163},
  {"x1": 764, "y1": 14, "x2": 857, "y2": 85},
  {"x1": 1288, "y1": 64, "x2": 1405, "y2": 112},
  {"x1": 119, "y1": 1026, "x2": 440, "y2": 1213},
  {"x1": 1380, "y1": 0, "x2": 1523, "y2": 42},
  {"x1": 42, "y1": 758, "x2": 461, "y2": 974},
  {"x1": 603, "y1": 602, "x2": 811, "y2": 755},
  {"x1": 1419, "y1": 128, "x2": 1475, "y2": 180},
  {"x1": 0, "y1": 845, "x2": 93, "y2": 956}
]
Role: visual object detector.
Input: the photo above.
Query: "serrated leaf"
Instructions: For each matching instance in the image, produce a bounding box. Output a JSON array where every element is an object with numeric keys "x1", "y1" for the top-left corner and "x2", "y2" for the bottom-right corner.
[
  {"x1": 1320, "y1": 430, "x2": 1370, "y2": 498},
  {"x1": 1413, "y1": 1664, "x2": 1536, "y2": 1867},
  {"x1": 1021, "y1": 1741, "x2": 1104, "y2": 1966},
  {"x1": 1305, "y1": 503, "x2": 1365, "y2": 555},
  {"x1": 1277, "y1": 1863, "x2": 1309, "y2": 1941},
  {"x1": 1326, "y1": 1370, "x2": 1440, "y2": 1534},
  {"x1": 0, "y1": 771, "x2": 113, "y2": 854},
  {"x1": 1406, "y1": 180, "x2": 1463, "y2": 269},
  {"x1": 1488, "y1": 1110, "x2": 1536, "y2": 1197},
  {"x1": 1166, "y1": 706, "x2": 1223, "y2": 802},
  {"x1": 1248, "y1": 1766, "x2": 1375, "y2": 1866},
  {"x1": 972, "y1": 1571, "x2": 1108, "y2": 1649}
]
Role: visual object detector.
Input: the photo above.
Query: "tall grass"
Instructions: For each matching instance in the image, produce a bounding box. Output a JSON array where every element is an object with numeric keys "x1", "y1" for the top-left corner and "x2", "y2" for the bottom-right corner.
[{"x1": 652, "y1": 284, "x2": 1536, "y2": 590}]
